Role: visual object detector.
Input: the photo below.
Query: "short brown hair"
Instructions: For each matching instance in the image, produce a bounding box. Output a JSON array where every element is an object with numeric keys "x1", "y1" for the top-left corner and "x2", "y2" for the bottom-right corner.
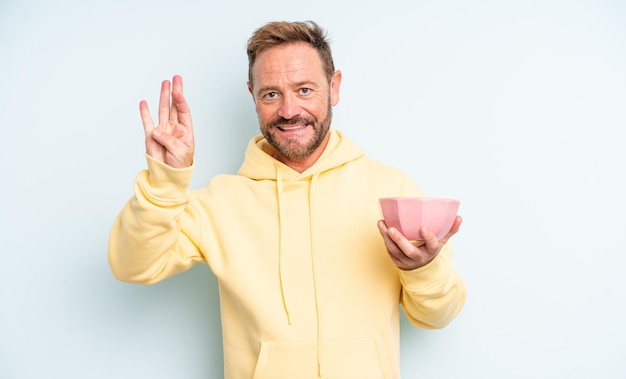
[{"x1": 246, "y1": 21, "x2": 335, "y2": 86}]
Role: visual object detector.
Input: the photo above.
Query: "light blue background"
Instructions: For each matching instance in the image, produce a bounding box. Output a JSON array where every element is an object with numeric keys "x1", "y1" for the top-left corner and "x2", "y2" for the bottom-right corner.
[{"x1": 1, "y1": 0, "x2": 625, "y2": 377}]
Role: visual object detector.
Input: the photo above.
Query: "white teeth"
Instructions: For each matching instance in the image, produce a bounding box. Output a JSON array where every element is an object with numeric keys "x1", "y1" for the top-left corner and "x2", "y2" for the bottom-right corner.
[{"x1": 279, "y1": 125, "x2": 306, "y2": 131}]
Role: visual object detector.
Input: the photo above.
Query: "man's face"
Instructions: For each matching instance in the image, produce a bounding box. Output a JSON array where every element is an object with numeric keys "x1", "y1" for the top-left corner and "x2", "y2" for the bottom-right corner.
[{"x1": 248, "y1": 42, "x2": 341, "y2": 170}]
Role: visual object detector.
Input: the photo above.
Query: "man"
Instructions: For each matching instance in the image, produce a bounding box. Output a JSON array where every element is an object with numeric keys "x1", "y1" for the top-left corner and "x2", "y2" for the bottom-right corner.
[{"x1": 109, "y1": 20, "x2": 466, "y2": 379}]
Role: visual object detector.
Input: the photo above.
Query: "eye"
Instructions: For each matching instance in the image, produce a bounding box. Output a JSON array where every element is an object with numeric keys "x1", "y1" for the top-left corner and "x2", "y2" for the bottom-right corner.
[
  {"x1": 264, "y1": 91, "x2": 278, "y2": 100},
  {"x1": 299, "y1": 88, "x2": 311, "y2": 95}
]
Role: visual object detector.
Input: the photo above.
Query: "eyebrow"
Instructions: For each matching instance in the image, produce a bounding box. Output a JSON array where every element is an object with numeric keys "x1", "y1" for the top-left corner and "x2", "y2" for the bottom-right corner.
[
  {"x1": 292, "y1": 80, "x2": 318, "y2": 89},
  {"x1": 256, "y1": 85, "x2": 278, "y2": 94},
  {"x1": 256, "y1": 80, "x2": 320, "y2": 94}
]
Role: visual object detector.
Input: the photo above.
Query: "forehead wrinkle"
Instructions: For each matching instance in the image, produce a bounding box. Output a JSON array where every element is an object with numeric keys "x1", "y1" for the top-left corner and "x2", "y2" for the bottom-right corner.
[{"x1": 256, "y1": 65, "x2": 308, "y2": 90}]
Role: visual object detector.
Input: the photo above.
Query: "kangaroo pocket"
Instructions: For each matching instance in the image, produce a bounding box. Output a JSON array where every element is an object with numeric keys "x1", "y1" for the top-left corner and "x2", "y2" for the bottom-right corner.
[{"x1": 252, "y1": 335, "x2": 392, "y2": 379}]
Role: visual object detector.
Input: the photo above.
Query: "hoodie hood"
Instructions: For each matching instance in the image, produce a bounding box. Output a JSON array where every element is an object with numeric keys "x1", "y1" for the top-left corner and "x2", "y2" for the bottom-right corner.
[{"x1": 237, "y1": 129, "x2": 365, "y2": 180}]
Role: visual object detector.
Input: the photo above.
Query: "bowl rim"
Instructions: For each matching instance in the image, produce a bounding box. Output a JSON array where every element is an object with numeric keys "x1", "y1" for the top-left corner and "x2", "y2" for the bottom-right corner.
[{"x1": 379, "y1": 197, "x2": 460, "y2": 202}]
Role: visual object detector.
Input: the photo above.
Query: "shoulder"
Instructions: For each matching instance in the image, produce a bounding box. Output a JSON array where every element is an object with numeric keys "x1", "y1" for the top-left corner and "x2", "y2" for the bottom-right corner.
[
  {"x1": 354, "y1": 155, "x2": 413, "y2": 180},
  {"x1": 341, "y1": 156, "x2": 424, "y2": 197}
]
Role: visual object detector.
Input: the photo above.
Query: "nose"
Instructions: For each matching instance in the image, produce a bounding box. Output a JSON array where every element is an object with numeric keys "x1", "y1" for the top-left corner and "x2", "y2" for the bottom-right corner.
[{"x1": 277, "y1": 93, "x2": 300, "y2": 120}]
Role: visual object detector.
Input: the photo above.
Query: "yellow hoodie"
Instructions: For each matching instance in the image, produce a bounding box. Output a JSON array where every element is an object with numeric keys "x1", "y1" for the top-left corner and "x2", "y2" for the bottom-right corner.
[{"x1": 108, "y1": 129, "x2": 466, "y2": 379}]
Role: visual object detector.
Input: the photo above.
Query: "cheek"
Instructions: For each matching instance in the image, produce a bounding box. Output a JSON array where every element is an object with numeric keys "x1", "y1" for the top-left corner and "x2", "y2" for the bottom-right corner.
[
  {"x1": 307, "y1": 97, "x2": 328, "y2": 118},
  {"x1": 256, "y1": 104, "x2": 275, "y2": 124}
]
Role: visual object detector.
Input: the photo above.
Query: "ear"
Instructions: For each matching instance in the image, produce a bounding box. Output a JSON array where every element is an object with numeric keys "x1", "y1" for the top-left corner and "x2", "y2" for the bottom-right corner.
[
  {"x1": 330, "y1": 70, "x2": 342, "y2": 106},
  {"x1": 247, "y1": 81, "x2": 256, "y2": 103}
]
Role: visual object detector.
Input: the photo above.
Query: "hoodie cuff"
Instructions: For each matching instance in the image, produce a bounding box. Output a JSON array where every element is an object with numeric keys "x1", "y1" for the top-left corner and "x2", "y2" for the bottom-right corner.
[
  {"x1": 399, "y1": 253, "x2": 449, "y2": 292},
  {"x1": 136, "y1": 154, "x2": 195, "y2": 205}
]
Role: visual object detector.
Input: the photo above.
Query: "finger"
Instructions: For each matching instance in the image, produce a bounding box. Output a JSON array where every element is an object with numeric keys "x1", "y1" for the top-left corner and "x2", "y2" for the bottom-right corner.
[
  {"x1": 140, "y1": 100, "x2": 158, "y2": 144},
  {"x1": 172, "y1": 74, "x2": 184, "y2": 95},
  {"x1": 411, "y1": 240, "x2": 426, "y2": 248},
  {"x1": 377, "y1": 220, "x2": 401, "y2": 248},
  {"x1": 379, "y1": 221, "x2": 418, "y2": 259},
  {"x1": 377, "y1": 221, "x2": 403, "y2": 254},
  {"x1": 383, "y1": 226, "x2": 430, "y2": 269},
  {"x1": 139, "y1": 100, "x2": 154, "y2": 132},
  {"x1": 170, "y1": 76, "x2": 182, "y2": 122},
  {"x1": 379, "y1": 221, "x2": 437, "y2": 269},
  {"x1": 438, "y1": 215, "x2": 463, "y2": 246},
  {"x1": 419, "y1": 227, "x2": 440, "y2": 252},
  {"x1": 387, "y1": 227, "x2": 423, "y2": 257},
  {"x1": 157, "y1": 79, "x2": 171, "y2": 126},
  {"x1": 376, "y1": 220, "x2": 393, "y2": 247},
  {"x1": 171, "y1": 85, "x2": 192, "y2": 129},
  {"x1": 151, "y1": 131, "x2": 192, "y2": 168},
  {"x1": 170, "y1": 102, "x2": 179, "y2": 122},
  {"x1": 139, "y1": 100, "x2": 163, "y2": 159}
]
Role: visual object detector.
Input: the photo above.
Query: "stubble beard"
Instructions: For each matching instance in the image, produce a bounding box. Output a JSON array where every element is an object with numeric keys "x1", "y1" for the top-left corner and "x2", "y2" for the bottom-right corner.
[{"x1": 262, "y1": 103, "x2": 332, "y2": 162}]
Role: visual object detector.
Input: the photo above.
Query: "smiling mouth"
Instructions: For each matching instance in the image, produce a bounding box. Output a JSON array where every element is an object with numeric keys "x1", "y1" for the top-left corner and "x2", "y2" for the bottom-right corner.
[{"x1": 277, "y1": 124, "x2": 308, "y2": 131}]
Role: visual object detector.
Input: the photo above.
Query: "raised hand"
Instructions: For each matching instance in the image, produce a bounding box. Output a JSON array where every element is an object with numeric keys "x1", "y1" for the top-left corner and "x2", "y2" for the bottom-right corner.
[
  {"x1": 139, "y1": 75, "x2": 194, "y2": 168},
  {"x1": 377, "y1": 216, "x2": 462, "y2": 270}
]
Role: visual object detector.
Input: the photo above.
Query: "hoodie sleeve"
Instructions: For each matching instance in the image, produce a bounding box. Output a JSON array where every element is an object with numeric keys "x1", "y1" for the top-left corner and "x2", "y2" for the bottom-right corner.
[
  {"x1": 398, "y1": 243, "x2": 466, "y2": 329},
  {"x1": 108, "y1": 154, "x2": 206, "y2": 284}
]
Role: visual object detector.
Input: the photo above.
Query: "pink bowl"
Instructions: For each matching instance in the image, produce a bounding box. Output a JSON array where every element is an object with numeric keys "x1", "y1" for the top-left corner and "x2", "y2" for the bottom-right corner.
[{"x1": 379, "y1": 197, "x2": 460, "y2": 240}]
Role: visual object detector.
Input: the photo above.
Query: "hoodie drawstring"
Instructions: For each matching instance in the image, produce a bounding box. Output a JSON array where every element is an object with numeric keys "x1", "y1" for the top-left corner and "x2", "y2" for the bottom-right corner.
[
  {"x1": 275, "y1": 166, "x2": 292, "y2": 325},
  {"x1": 308, "y1": 173, "x2": 324, "y2": 376}
]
